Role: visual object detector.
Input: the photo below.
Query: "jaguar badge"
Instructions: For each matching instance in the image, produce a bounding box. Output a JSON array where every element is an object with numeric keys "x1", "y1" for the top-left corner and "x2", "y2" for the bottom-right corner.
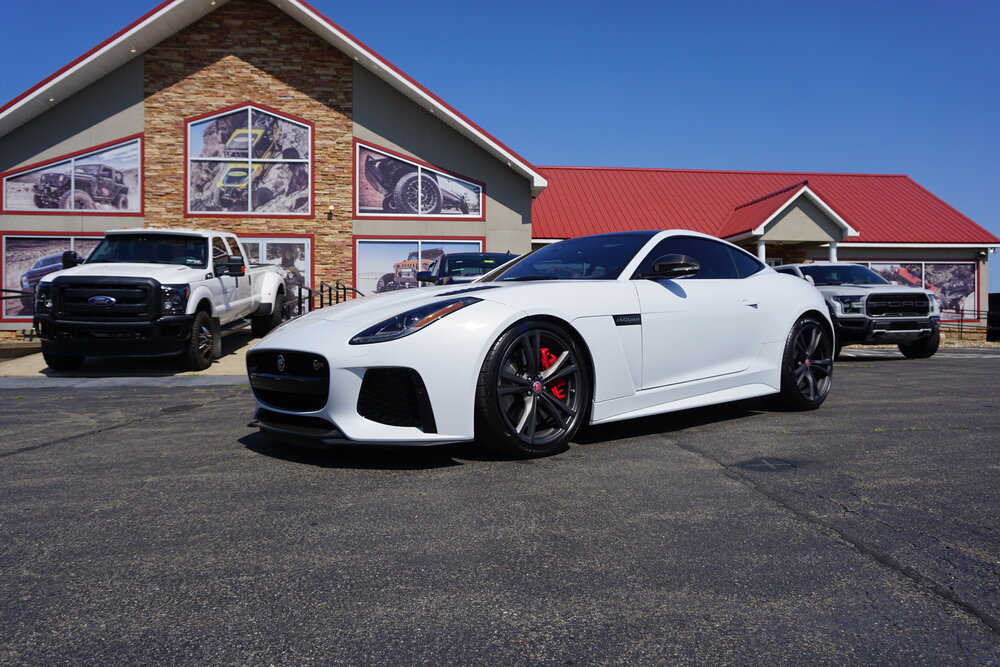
[
  {"x1": 88, "y1": 295, "x2": 116, "y2": 307},
  {"x1": 276, "y1": 354, "x2": 286, "y2": 373}
]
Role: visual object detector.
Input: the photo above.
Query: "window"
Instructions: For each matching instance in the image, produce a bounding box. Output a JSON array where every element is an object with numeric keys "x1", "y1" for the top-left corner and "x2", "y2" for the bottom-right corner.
[
  {"x1": 238, "y1": 237, "x2": 312, "y2": 297},
  {"x1": 186, "y1": 104, "x2": 311, "y2": 216},
  {"x1": 355, "y1": 238, "x2": 484, "y2": 294},
  {"x1": 1, "y1": 136, "x2": 142, "y2": 214},
  {"x1": 212, "y1": 237, "x2": 230, "y2": 260},
  {"x1": 632, "y1": 236, "x2": 741, "y2": 280},
  {"x1": 356, "y1": 142, "x2": 484, "y2": 219},
  {"x1": 2, "y1": 233, "x2": 103, "y2": 320},
  {"x1": 729, "y1": 247, "x2": 766, "y2": 278}
]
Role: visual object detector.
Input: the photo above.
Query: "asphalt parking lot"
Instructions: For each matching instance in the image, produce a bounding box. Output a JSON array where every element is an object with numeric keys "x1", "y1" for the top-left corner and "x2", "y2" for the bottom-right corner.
[{"x1": 1, "y1": 348, "x2": 999, "y2": 665}]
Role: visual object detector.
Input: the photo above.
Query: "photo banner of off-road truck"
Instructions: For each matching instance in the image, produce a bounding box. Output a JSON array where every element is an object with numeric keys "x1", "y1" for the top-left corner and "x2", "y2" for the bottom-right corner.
[
  {"x1": 355, "y1": 142, "x2": 484, "y2": 219},
  {"x1": 1, "y1": 137, "x2": 141, "y2": 214},
  {"x1": 187, "y1": 104, "x2": 311, "y2": 216}
]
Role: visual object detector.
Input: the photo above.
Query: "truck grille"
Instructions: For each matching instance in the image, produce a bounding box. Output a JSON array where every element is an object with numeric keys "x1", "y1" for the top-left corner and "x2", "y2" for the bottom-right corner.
[
  {"x1": 52, "y1": 276, "x2": 155, "y2": 321},
  {"x1": 866, "y1": 293, "x2": 930, "y2": 317},
  {"x1": 247, "y1": 349, "x2": 330, "y2": 412}
]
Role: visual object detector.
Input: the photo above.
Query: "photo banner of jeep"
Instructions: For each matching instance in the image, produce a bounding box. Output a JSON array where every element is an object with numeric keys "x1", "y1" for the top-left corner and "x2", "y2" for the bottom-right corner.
[
  {"x1": 187, "y1": 107, "x2": 310, "y2": 215},
  {"x1": 354, "y1": 239, "x2": 482, "y2": 295},
  {"x1": 356, "y1": 144, "x2": 482, "y2": 217},
  {"x1": 3, "y1": 138, "x2": 140, "y2": 212}
]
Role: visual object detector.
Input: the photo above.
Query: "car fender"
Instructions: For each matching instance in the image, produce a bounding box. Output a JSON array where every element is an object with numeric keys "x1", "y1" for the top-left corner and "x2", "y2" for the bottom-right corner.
[
  {"x1": 255, "y1": 269, "x2": 286, "y2": 310},
  {"x1": 186, "y1": 284, "x2": 216, "y2": 316}
]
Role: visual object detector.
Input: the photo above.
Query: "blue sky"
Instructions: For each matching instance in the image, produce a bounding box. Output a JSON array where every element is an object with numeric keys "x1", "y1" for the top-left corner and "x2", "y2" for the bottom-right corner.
[{"x1": 1, "y1": 0, "x2": 997, "y2": 289}]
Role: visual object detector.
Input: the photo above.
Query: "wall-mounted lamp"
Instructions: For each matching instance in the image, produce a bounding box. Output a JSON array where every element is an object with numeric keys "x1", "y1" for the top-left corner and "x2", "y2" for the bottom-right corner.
[
  {"x1": 978, "y1": 250, "x2": 988, "y2": 259},
  {"x1": 990, "y1": 248, "x2": 997, "y2": 255},
  {"x1": 326, "y1": 204, "x2": 334, "y2": 221}
]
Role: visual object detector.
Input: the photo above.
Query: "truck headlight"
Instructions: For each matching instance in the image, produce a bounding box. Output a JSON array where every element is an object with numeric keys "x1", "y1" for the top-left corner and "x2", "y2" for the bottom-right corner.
[
  {"x1": 35, "y1": 285, "x2": 53, "y2": 313},
  {"x1": 20, "y1": 275, "x2": 31, "y2": 289},
  {"x1": 832, "y1": 295, "x2": 864, "y2": 314},
  {"x1": 349, "y1": 297, "x2": 481, "y2": 345},
  {"x1": 161, "y1": 284, "x2": 189, "y2": 314}
]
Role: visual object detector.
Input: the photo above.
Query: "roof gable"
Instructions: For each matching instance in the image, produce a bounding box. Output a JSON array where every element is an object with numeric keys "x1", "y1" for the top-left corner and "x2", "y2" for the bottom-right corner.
[
  {"x1": 718, "y1": 183, "x2": 860, "y2": 240},
  {"x1": 0, "y1": 0, "x2": 546, "y2": 193}
]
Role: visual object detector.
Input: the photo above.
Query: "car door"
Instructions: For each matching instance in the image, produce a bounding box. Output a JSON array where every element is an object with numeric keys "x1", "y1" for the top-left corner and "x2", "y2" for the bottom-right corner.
[
  {"x1": 633, "y1": 236, "x2": 768, "y2": 389},
  {"x1": 211, "y1": 236, "x2": 239, "y2": 323}
]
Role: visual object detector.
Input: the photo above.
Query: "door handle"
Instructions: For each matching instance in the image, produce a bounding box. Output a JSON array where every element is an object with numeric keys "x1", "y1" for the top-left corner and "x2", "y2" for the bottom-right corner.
[{"x1": 743, "y1": 300, "x2": 759, "y2": 309}]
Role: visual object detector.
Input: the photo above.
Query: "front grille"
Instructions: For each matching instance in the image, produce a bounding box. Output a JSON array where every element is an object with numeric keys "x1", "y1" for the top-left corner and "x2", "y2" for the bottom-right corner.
[
  {"x1": 247, "y1": 349, "x2": 330, "y2": 412},
  {"x1": 255, "y1": 408, "x2": 339, "y2": 437},
  {"x1": 866, "y1": 293, "x2": 930, "y2": 317},
  {"x1": 357, "y1": 368, "x2": 436, "y2": 432},
  {"x1": 52, "y1": 276, "x2": 155, "y2": 321}
]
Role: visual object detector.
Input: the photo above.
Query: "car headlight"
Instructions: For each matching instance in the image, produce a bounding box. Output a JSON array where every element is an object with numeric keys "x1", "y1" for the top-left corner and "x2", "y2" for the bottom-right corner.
[
  {"x1": 832, "y1": 295, "x2": 864, "y2": 314},
  {"x1": 161, "y1": 284, "x2": 189, "y2": 315},
  {"x1": 35, "y1": 285, "x2": 53, "y2": 313},
  {"x1": 349, "y1": 297, "x2": 482, "y2": 345},
  {"x1": 20, "y1": 275, "x2": 31, "y2": 289}
]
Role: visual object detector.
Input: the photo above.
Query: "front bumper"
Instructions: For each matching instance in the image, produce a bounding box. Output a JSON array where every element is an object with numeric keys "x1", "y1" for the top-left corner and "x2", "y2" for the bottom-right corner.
[
  {"x1": 245, "y1": 301, "x2": 519, "y2": 445},
  {"x1": 834, "y1": 315, "x2": 939, "y2": 345},
  {"x1": 34, "y1": 313, "x2": 194, "y2": 357}
]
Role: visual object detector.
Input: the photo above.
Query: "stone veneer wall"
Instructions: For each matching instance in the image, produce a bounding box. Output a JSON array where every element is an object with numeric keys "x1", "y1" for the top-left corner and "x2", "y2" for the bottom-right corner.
[{"x1": 143, "y1": 0, "x2": 353, "y2": 286}]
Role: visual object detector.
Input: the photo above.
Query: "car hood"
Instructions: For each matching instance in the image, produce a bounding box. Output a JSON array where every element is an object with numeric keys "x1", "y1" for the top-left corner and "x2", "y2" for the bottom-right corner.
[{"x1": 38, "y1": 262, "x2": 208, "y2": 285}]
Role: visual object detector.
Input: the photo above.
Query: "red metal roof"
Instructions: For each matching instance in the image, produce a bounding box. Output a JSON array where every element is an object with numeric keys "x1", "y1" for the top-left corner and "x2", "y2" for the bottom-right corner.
[{"x1": 532, "y1": 167, "x2": 999, "y2": 245}]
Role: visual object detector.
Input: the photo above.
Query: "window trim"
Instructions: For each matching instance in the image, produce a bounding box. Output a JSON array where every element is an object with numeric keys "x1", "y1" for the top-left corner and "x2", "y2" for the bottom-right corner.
[
  {"x1": 353, "y1": 139, "x2": 486, "y2": 221},
  {"x1": 184, "y1": 102, "x2": 314, "y2": 219},
  {"x1": 0, "y1": 134, "x2": 144, "y2": 216},
  {"x1": 631, "y1": 235, "x2": 748, "y2": 280}
]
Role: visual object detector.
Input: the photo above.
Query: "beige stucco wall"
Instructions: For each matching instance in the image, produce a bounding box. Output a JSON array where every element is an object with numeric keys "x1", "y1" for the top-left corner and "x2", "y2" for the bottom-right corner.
[
  {"x1": 0, "y1": 58, "x2": 145, "y2": 233},
  {"x1": 761, "y1": 197, "x2": 842, "y2": 243},
  {"x1": 351, "y1": 64, "x2": 532, "y2": 254}
]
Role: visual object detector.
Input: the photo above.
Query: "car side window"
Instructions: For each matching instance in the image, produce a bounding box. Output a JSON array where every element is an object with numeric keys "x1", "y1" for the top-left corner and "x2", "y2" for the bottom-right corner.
[
  {"x1": 775, "y1": 267, "x2": 796, "y2": 277},
  {"x1": 729, "y1": 247, "x2": 765, "y2": 278},
  {"x1": 632, "y1": 236, "x2": 740, "y2": 280}
]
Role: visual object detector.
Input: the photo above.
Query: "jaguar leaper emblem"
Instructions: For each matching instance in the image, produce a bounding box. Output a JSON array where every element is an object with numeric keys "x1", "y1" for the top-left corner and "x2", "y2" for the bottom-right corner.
[
  {"x1": 276, "y1": 354, "x2": 286, "y2": 373},
  {"x1": 88, "y1": 295, "x2": 116, "y2": 307}
]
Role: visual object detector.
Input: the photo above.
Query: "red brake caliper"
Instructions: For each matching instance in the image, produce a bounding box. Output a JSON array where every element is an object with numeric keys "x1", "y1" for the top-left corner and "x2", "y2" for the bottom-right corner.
[{"x1": 539, "y1": 347, "x2": 567, "y2": 400}]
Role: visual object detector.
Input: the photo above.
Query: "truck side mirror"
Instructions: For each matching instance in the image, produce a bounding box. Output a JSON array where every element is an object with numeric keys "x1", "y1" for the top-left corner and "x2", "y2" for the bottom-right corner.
[
  {"x1": 417, "y1": 271, "x2": 434, "y2": 283},
  {"x1": 217, "y1": 254, "x2": 245, "y2": 277},
  {"x1": 62, "y1": 250, "x2": 80, "y2": 269}
]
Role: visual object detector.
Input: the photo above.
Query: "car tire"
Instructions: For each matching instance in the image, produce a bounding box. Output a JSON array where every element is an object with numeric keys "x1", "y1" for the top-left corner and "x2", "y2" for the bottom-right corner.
[
  {"x1": 475, "y1": 320, "x2": 590, "y2": 458},
  {"x1": 393, "y1": 171, "x2": 442, "y2": 215},
  {"x1": 251, "y1": 290, "x2": 285, "y2": 337},
  {"x1": 898, "y1": 329, "x2": 940, "y2": 359},
  {"x1": 183, "y1": 311, "x2": 215, "y2": 371},
  {"x1": 42, "y1": 350, "x2": 85, "y2": 371},
  {"x1": 33, "y1": 194, "x2": 50, "y2": 208},
  {"x1": 774, "y1": 316, "x2": 833, "y2": 410},
  {"x1": 61, "y1": 190, "x2": 94, "y2": 210}
]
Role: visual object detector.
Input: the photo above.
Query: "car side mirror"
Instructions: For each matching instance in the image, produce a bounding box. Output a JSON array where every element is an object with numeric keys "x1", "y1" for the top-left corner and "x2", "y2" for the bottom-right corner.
[
  {"x1": 216, "y1": 255, "x2": 245, "y2": 277},
  {"x1": 416, "y1": 271, "x2": 434, "y2": 283},
  {"x1": 804, "y1": 275, "x2": 815, "y2": 286},
  {"x1": 643, "y1": 254, "x2": 700, "y2": 280},
  {"x1": 62, "y1": 250, "x2": 80, "y2": 270}
]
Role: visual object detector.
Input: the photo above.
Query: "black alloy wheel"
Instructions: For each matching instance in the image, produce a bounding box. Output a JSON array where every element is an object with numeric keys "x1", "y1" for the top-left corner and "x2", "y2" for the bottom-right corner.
[
  {"x1": 476, "y1": 322, "x2": 590, "y2": 458},
  {"x1": 776, "y1": 316, "x2": 833, "y2": 410},
  {"x1": 184, "y1": 311, "x2": 215, "y2": 371}
]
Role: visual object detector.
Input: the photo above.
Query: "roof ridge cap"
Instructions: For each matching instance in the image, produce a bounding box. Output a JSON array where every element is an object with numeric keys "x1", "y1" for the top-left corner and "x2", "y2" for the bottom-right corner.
[
  {"x1": 536, "y1": 165, "x2": 911, "y2": 178},
  {"x1": 734, "y1": 181, "x2": 808, "y2": 210}
]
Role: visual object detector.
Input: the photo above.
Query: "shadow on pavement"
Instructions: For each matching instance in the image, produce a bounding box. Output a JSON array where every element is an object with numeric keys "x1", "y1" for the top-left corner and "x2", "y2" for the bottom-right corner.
[{"x1": 239, "y1": 431, "x2": 474, "y2": 470}]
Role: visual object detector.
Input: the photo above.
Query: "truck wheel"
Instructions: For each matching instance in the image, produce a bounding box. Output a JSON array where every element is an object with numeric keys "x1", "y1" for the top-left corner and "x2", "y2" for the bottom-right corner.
[
  {"x1": 42, "y1": 350, "x2": 85, "y2": 371},
  {"x1": 251, "y1": 291, "x2": 285, "y2": 337},
  {"x1": 898, "y1": 329, "x2": 940, "y2": 359},
  {"x1": 113, "y1": 193, "x2": 128, "y2": 209},
  {"x1": 393, "y1": 171, "x2": 442, "y2": 215},
  {"x1": 60, "y1": 190, "x2": 94, "y2": 210},
  {"x1": 282, "y1": 147, "x2": 300, "y2": 159},
  {"x1": 183, "y1": 311, "x2": 215, "y2": 370},
  {"x1": 33, "y1": 194, "x2": 50, "y2": 209},
  {"x1": 375, "y1": 273, "x2": 396, "y2": 293}
]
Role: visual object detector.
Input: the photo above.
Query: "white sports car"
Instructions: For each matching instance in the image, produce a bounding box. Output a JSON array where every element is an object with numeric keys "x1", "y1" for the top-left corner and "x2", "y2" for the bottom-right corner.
[{"x1": 247, "y1": 231, "x2": 834, "y2": 458}]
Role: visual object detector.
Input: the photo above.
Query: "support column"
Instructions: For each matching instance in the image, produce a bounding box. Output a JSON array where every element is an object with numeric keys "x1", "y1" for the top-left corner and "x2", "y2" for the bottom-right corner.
[
  {"x1": 829, "y1": 242, "x2": 838, "y2": 262},
  {"x1": 757, "y1": 240, "x2": 766, "y2": 261}
]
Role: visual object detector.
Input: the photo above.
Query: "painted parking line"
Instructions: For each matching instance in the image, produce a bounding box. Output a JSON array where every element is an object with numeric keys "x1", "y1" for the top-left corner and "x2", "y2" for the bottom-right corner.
[{"x1": 840, "y1": 349, "x2": 1000, "y2": 359}]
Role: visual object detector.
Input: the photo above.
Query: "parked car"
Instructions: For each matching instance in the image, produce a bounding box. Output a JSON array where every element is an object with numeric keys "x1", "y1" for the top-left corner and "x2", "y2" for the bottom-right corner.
[
  {"x1": 19, "y1": 253, "x2": 65, "y2": 311},
  {"x1": 33, "y1": 163, "x2": 129, "y2": 210},
  {"x1": 417, "y1": 252, "x2": 517, "y2": 286},
  {"x1": 34, "y1": 229, "x2": 286, "y2": 371},
  {"x1": 775, "y1": 262, "x2": 940, "y2": 358},
  {"x1": 364, "y1": 154, "x2": 472, "y2": 215},
  {"x1": 375, "y1": 248, "x2": 445, "y2": 292},
  {"x1": 247, "y1": 230, "x2": 834, "y2": 458}
]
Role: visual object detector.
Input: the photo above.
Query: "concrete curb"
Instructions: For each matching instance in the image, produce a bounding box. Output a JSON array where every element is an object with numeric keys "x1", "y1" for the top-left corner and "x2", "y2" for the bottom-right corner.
[{"x1": 0, "y1": 376, "x2": 248, "y2": 389}]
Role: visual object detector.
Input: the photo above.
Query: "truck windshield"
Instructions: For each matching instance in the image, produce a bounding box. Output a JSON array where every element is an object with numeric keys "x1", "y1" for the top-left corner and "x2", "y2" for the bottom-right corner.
[
  {"x1": 87, "y1": 234, "x2": 209, "y2": 267},
  {"x1": 799, "y1": 264, "x2": 889, "y2": 285}
]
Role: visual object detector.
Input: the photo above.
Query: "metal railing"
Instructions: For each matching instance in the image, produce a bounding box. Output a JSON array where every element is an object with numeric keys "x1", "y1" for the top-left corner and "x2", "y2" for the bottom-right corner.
[
  {"x1": 286, "y1": 280, "x2": 365, "y2": 319},
  {"x1": 938, "y1": 308, "x2": 989, "y2": 340}
]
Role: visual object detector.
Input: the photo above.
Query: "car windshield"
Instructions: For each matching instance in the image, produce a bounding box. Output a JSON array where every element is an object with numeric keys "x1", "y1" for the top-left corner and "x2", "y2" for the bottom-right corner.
[
  {"x1": 443, "y1": 254, "x2": 512, "y2": 277},
  {"x1": 487, "y1": 233, "x2": 656, "y2": 282},
  {"x1": 75, "y1": 165, "x2": 102, "y2": 174},
  {"x1": 87, "y1": 234, "x2": 208, "y2": 267},
  {"x1": 799, "y1": 264, "x2": 889, "y2": 285}
]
